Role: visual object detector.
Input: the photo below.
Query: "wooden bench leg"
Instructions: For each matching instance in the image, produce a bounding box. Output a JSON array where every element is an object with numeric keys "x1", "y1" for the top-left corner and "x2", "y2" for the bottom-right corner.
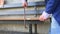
[
  {"x1": 34, "y1": 24, "x2": 37, "y2": 34},
  {"x1": 29, "y1": 24, "x2": 32, "y2": 34}
]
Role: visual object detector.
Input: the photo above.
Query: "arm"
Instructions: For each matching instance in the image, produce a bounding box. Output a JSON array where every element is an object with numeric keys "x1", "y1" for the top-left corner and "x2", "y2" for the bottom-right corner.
[
  {"x1": 46, "y1": 0, "x2": 59, "y2": 14},
  {"x1": 39, "y1": 0, "x2": 59, "y2": 21}
]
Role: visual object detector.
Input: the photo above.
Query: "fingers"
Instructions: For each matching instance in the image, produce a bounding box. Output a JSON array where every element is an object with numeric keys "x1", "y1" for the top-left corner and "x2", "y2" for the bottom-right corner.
[
  {"x1": 23, "y1": 2, "x2": 28, "y2": 7},
  {"x1": 39, "y1": 15, "x2": 47, "y2": 21}
]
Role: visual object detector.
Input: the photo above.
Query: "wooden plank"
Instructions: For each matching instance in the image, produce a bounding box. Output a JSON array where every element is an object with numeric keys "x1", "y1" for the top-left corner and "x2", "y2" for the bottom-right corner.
[
  {"x1": 0, "y1": 10, "x2": 44, "y2": 15},
  {"x1": 0, "y1": 17, "x2": 39, "y2": 20}
]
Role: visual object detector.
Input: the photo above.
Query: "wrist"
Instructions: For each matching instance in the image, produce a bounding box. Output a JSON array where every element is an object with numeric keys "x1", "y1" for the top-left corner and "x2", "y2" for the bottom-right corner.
[{"x1": 42, "y1": 11, "x2": 50, "y2": 19}]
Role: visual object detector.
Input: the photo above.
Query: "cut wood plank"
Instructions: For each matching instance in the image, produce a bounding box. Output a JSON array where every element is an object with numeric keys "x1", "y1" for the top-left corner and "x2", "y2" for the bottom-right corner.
[{"x1": 0, "y1": 17, "x2": 39, "y2": 20}]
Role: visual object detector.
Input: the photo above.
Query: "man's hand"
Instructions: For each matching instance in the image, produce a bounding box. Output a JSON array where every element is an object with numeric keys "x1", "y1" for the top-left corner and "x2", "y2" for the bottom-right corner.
[
  {"x1": 22, "y1": 0, "x2": 27, "y2": 8},
  {"x1": 23, "y1": 2, "x2": 27, "y2": 7},
  {"x1": 0, "y1": 0, "x2": 4, "y2": 7},
  {"x1": 39, "y1": 15, "x2": 48, "y2": 21},
  {"x1": 39, "y1": 11, "x2": 50, "y2": 21}
]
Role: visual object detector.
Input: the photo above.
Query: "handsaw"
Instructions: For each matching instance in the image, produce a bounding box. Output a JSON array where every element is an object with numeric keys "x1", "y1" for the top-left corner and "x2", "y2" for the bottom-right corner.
[{"x1": 23, "y1": 0, "x2": 28, "y2": 28}]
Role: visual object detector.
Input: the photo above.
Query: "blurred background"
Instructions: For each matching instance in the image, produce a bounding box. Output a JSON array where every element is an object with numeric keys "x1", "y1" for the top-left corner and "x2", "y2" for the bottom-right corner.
[{"x1": 0, "y1": 0, "x2": 50, "y2": 34}]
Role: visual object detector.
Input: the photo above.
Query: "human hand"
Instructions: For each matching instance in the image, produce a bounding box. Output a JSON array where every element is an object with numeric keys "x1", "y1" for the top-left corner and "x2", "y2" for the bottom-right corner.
[
  {"x1": 0, "y1": 0, "x2": 4, "y2": 7},
  {"x1": 22, "y1": 2, "x2": 28, "y2": 7},
  {"x1": 39, "y1": 15, "x2": 48, "y2": 21}
]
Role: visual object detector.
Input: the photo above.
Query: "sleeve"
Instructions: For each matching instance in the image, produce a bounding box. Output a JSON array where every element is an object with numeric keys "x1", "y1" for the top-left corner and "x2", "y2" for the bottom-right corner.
[
  {"x1": 42, "y1": 11, "x2": 50, "y2": 19},
  {"x1": 22, "y1": 0, "x2": 27, "y2": 3},
  {"x1": 22, "y1": 0, "x2": 25, "y2": 3},
  {"x1": 46, "y1": 0, "x2": 59, "y2": 14}
]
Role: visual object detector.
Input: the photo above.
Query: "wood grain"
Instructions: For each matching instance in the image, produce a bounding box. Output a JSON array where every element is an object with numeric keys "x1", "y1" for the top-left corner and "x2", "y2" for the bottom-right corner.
[{"x1": 0, "y1": 17, "x2": 39, "y2": 20}]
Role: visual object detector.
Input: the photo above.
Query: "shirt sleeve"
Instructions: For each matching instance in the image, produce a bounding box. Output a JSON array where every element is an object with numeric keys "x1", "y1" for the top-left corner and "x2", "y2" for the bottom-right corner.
[
  {"x1": 46, "y1": 0, "x2": 59, "y2": 14},
  {"x1": 22, "y1": 0, "x2": 25, "y2": 3},
  {"x1": 42, "y1": 11, "x2": 50, "y2": 19}
]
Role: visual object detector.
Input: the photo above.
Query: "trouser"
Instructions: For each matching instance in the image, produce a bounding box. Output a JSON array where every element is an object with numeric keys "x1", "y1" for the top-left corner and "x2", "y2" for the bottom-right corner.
[{"x1": 50, "y1": 17, "x2": 60, "y2": 34}]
